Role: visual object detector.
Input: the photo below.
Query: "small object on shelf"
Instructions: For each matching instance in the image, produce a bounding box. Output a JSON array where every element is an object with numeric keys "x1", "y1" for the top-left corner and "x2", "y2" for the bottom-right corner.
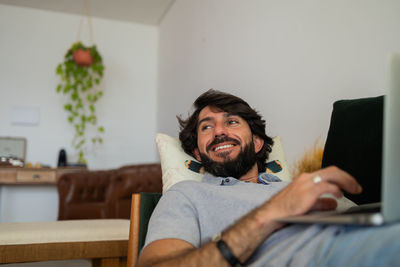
[
  {"x1": 0, "y1": 137, "x2": 26, "y2": 167},
  {"x1": 58, "y1": 149, "x2": 67, "y2": 167},
  {"x1": 0, "y1": 157, "x2": 24, "y2": 167}
]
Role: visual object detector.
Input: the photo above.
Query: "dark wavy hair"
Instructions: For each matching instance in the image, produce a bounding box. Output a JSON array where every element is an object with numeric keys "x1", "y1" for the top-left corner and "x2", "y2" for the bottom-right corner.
[{"x1": 177, "y1": 89, "x2": 273, "y2": 173}]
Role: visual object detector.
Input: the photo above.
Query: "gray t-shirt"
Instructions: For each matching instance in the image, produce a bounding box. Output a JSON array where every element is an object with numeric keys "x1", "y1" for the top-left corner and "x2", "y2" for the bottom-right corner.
[{"x1": 144, "y1": 173, "x2": 343, "y2": 266}]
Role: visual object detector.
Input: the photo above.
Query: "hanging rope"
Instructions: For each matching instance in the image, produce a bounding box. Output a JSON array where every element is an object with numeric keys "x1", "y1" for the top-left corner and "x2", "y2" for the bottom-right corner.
[{"x1": 76, "y1": 0, "x2": 94, "y2": 45}]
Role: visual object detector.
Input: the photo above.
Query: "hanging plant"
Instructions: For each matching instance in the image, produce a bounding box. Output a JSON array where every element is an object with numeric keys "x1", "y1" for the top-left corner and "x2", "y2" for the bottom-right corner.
[{"x1": 56, "y1": 42, "x2": 105, "y2": 164}]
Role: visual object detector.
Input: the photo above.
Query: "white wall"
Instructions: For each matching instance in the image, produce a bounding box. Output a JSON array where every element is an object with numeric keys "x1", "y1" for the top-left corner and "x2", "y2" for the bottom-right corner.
[
  {"x1": 0, "y1": 4, "x2": 159, "y2": 223},
  {"x1": 157, "y1": 0, "x2": 400, "y2": 167},
  {"x1": 0, "y1": 4, "x2": 159, "y2": 169}
]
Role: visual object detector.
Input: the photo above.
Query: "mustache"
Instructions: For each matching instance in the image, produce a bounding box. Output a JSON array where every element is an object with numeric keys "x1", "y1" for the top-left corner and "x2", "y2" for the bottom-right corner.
[{"x1": 206, "y1": 136, "x2": 240, "y2": 152}]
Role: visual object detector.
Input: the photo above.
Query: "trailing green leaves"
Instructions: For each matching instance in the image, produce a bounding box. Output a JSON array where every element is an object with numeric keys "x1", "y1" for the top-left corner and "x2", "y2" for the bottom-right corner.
[{"x1": 56, "y1": 42, "x2": 105, "y2": 164}]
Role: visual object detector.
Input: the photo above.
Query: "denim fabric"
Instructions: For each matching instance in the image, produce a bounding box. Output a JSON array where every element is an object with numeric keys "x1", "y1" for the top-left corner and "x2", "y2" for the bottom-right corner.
[{"x1": 309, "y1": 223, "x2": 400, "y2": 267}]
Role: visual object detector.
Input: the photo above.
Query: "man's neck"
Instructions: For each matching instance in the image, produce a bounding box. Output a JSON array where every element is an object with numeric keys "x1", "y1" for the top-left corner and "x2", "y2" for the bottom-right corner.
[{"x1": 239, "y1": 164, "x2": 259, "y2": 183}]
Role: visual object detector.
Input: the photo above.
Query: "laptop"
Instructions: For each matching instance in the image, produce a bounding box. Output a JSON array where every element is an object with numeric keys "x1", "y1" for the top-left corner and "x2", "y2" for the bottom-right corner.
[{"x1": 277, "y1": 54, "x2": 400, "y2": 226}]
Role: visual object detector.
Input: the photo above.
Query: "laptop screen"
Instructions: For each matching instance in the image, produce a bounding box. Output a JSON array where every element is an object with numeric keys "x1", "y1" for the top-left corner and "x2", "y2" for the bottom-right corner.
[{"x1": 382, "y1": 53, "x2": 400, "y2": 222}]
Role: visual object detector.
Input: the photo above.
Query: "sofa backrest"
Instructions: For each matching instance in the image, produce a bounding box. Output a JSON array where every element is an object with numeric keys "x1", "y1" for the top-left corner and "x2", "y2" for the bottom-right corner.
[
  {"x1": 106, "y1": 164, "x2": 162, "y2": 219},
  {"x1": 57, "y1": 163, "x2": 162, "y2": 220}
]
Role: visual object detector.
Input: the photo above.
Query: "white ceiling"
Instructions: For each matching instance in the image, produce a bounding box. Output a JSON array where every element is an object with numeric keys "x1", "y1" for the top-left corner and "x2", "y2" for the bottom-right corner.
[{"x1": 0, "y1": 0, "x2": 175, "y2": 25}]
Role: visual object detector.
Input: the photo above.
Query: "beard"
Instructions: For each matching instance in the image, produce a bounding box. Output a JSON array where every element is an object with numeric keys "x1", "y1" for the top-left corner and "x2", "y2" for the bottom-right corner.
[{"x1": 199, "y1": 139, "x2": 258, "y2": 179}]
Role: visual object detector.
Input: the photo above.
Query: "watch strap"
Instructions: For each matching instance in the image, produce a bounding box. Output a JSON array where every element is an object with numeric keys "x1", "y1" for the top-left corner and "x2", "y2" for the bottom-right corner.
[{"x1": 214, "y1": 234, "x2": 242, "y2": 266}]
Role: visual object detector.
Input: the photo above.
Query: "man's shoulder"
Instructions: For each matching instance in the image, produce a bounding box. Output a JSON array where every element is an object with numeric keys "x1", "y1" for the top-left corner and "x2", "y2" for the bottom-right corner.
[
  {"x1": 161, "y1": 176, "x2": 224, "y2": 205},
  {"x1": 165, "y1": 178, "x2": 209, "y2": 194}
]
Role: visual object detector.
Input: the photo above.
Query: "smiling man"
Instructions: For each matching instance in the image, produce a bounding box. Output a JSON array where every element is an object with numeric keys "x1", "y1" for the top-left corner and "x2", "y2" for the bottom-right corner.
[
  {"x1": 180, "y1": 90, "x2": 274, "y2": 184},
  {"x1": 138, "y1": 90, "x2": 400, "y2": 267},
  {"x1": 193, "y1": 106, "x2": 264, "y2": 182}
]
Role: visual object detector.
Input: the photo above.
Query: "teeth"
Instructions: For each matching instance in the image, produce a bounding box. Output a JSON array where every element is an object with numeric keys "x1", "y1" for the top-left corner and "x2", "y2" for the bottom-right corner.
[{"x1": 214, "y1": 144, "x2": 233, "y2": 151}]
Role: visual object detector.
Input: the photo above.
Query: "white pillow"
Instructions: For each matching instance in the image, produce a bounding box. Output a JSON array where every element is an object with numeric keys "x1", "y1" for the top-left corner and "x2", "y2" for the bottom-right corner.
[
  {"x1": 156, "y1": 133, "x2": 292, "y2": 193},
  {"x1": 267, "y1": 135, "x2": 292, "y2": 182}
]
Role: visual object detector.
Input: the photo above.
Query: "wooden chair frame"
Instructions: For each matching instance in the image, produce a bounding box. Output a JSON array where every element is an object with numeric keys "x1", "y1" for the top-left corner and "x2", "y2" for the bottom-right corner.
[{"x1": 127, "y1": 193, "x2": 141, "y2": 267}]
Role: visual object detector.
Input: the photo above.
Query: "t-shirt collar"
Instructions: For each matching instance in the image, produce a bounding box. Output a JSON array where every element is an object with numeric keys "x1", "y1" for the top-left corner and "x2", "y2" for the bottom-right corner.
[{"x1": 202, "y1": 172, "x2": 281, "y2": 186}]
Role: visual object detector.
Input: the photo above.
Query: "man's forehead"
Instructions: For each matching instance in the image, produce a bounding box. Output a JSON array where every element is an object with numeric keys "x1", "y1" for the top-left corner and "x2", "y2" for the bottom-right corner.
[
  {"x1": 197, "y1": 106, "x2": 245, "y2": 126},
  {"x1": 198, "y1": 106, "x2": 240, "y2": 121}
]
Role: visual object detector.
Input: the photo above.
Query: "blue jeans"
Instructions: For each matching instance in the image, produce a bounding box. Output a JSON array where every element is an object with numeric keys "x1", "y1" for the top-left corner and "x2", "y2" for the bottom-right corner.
[{"x1": 310, "y1": 223, "x2": 400, "y2": 266}]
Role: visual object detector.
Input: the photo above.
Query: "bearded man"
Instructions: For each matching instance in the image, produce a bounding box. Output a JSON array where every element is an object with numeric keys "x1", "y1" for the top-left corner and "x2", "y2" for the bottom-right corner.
[{"x1": 138, "y1": 89, "x2": 400, "y2": 267}]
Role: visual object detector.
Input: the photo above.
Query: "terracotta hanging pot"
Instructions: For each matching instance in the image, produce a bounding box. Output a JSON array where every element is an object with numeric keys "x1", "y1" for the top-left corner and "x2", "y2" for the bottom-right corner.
[{"x1": 73, "y1": 49, "x2": 93, "y2": 67}]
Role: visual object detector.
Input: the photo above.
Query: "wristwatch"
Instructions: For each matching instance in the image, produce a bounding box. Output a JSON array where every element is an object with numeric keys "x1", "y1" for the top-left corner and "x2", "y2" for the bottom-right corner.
[{"x1": 212, "y1": 233, "x2": 243, "y2": 267}]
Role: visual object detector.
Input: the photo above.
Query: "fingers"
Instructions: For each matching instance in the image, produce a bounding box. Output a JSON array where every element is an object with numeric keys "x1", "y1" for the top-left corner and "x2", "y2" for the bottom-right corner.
[
  {"x1": 313, "y1": 182, "x2": 344, "y2": 199},
  {"x1": 311, "y1": 198, "x2": 338, "y2": 211},
  {"x1": 266, "y1": 166, "x2": 361, "y2": 218},
  {"x1": 312, "y1": 166, "x2": 362, "y2": 195}
]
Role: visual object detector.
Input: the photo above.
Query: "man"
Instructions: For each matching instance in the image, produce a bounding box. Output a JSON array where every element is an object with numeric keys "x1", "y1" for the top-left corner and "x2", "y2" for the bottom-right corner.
[{"x1": 138, "y1": 90, "x2": 400, "y2": 266}]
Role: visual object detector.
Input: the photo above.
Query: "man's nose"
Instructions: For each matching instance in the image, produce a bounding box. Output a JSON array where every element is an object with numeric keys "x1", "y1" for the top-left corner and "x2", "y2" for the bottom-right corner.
[{"x1": 214, "y1": 122, "x2": 227, "y2": 136}]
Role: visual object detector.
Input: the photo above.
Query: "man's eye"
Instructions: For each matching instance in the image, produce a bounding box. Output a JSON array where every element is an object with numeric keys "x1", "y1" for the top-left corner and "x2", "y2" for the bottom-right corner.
[
  {"x1": 228, "y1": 120, "x2": 239, "y2": 125},
  {"x1": 201, "y1": 125, "x2": 212, "y2": 131}
]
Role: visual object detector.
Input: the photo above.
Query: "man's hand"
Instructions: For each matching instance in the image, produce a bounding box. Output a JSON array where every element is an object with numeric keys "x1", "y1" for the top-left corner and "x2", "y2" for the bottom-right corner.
[{"x1": 265, "y1": 166, "x2": 363, "y2": 219}]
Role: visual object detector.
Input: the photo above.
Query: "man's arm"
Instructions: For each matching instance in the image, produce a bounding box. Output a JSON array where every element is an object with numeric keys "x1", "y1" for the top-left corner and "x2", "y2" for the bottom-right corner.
[
  {"x1": 138, "y1": 166, "x2": 362, "y2": 267},
  {"x1": 138, "y1": 199, "x2": 283, "y2": 267}
]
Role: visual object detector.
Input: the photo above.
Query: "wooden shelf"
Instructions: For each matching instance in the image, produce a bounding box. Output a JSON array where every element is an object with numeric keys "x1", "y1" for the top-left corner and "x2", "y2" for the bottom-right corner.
[{"x1": 0, "y1": 167, "x2": 86, "y2": 185}]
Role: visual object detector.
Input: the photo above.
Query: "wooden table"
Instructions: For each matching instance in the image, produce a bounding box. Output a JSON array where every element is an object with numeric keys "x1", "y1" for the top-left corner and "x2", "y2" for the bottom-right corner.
[
  {"x1": 0, "y1": 167, "x2": 85, "y2": 184},
  {"x1": 0, "y1": 219, "x2": 129, "y2": 267}
]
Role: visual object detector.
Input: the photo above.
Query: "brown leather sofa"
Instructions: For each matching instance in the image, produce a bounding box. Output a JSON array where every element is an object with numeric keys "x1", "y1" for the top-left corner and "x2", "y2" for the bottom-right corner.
[{"x1": 57, "y1": 163, "x2": 162, "y2": 220}]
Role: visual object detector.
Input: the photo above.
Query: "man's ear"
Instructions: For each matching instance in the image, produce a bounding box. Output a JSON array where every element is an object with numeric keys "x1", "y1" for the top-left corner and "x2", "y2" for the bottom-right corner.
[
  {"x1": 253, "y1": 135, "x2": 264, "y2": 153},
  {"x1": 193, "y1": 148, "x2": 201, "y2": 161}
]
